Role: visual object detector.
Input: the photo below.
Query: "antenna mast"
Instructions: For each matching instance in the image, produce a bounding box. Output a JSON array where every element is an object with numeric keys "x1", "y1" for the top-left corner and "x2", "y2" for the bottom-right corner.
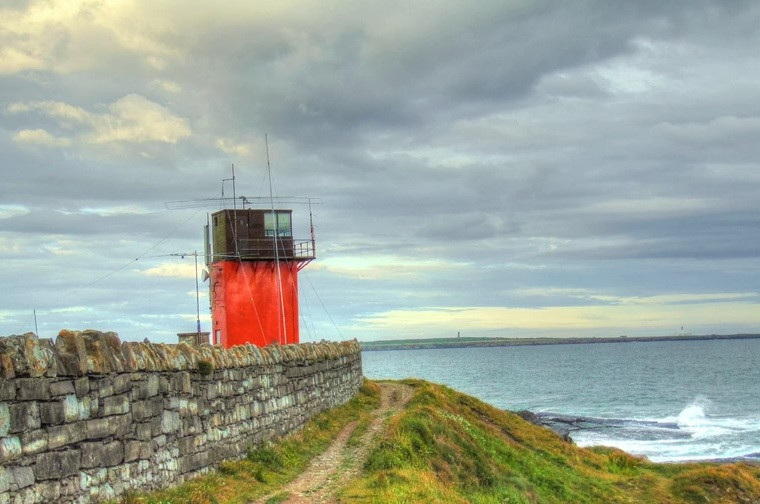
[
  {"x1": 194, "y1": 250, "x2": 201, "y2": 336},
  {"x1": 232, "y1": 164, "x2": 236, "y2": 211},
  {"x1": 266, "y1": 134, "x2": 288, "y2": 345}
]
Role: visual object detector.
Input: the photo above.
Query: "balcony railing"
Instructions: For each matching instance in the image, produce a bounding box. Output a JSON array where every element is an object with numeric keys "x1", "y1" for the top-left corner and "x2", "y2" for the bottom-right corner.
[{"x1": 214, "y1": 238, "x2": 315, "y2": 261}]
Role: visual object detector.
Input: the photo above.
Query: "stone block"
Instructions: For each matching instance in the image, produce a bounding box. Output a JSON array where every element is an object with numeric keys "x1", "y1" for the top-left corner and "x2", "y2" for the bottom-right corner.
[
  {"x1": 55, "y1": 330, "x2": 88, "y2": 375},
  {"x1": 124, "y1": 440, "x2": 141, "y2": 462},
  {"x1": 0, "y1": 333, "x2": 54, "y2": 378},
  {"x1": 111, "y1": 413, "x2": 132, "y2": 437},
  {"x1": 15, "y1": 378, "x2": 50, "y2": 400},
  {"x1": 102, "y1": 394, "x2": 130, "y2": 416},
  {"x1": 172, "y1": 372, "x2": 192, "y2": 394},
  {"x1": 9, "y1": 402, "x2": 40, "y2": 432},
  {"x1": 177, "y1": 435, "x2": 199, "y2": 454},
  {"x1": 0, "y1": 353, "x2": 14, "y2": 380},
  {"x1": 54, "y1": 352, "x2": 83, "y2": 376},
  {"x1": 80, "y1": 330, "x2": 126, "y2": 374},
  {"x1": 103, "y1": 440, "x2": 124, "y2": 467},
  {"x1": 113, "y1": 374, "x2": 132, "y2": 394},
  {"x1": 37, "y1": 480, "x2": 61, "y2": 501},
  {"x1": 74, "y1": 377, "x2": 90, "y2": 397},
  {"x1": 161, "y1": 410, "x2": 180, "y2": 433},
  {"x1": 77, "y1": 396, "x2": 93, "y2": 421},
  {"x1": 132, "y1": 397, "x2": 161, "y2": 420},
  {"x1": 0, "y1": 437, "x2": 21, "y2": 463},
  {"x1": 136, "y1": 422, "x2": 152, "y2": 441},
  {"x1": 49, "y1": 379, "x2": 75, "y2": 396},
  {"x1": 40, "y1": 401, "x2": 65, "y2": 425},
  {"x1": 152, "y1": 434, "x2": 166, "y2": 449},
  {"x1": 179, "y1": 451, "x2": 208, "y2": 473},
  {"x1": 98, "y1": 482, "x2": 116, "y2": 502},
  {"x1": 35, "y1": 450, "x2": 81, "y2": 480},
  {"x1": 48, "y1": 421, "x2": 85, "y2": 449},
  {"x1": 20, "y1": 428, "x2": 48, "y2": 455},
  {"x1": 63, "y1": 394, "x2": 80, "y2": 422},
  {"x1": 159, "y1": 376, "x2": 170, "y2": 393},
  {"x1": 0, "y1": 381, "x2": 14, "y2": 401},
  {"x1": 85, "y1": 417, "x2": 111, "y2": 439},
  {"x1": 146, "y1": 374, "x2": 160, "y2": 397},
  {"x1": 80, "y1": 442, "x2": 102, "y2": 468},
  {"x1": 140, "y1": 441, "x2": 153, "y2": 460},
  {"x1": 150, "y1": 414, "x2": 163, "y2": 436},
  {"x1": 0, "y1": 466, "x2": 7, "y2": 493},
  {"x1": 180, "y1": 416, "x2": 202, "y2": 437},
  {"x1": 136, "y1": 374, "x2": 159, "y2": 399},
  {"x1": 0, "y1": 404, "x2": 8, "y2": 437},
  {"x1": 97, "y1": 376, "x2": 114, "y2": 398},
  {"x1": 9, "y1": 466, "x2": 34, "y2": 490}
]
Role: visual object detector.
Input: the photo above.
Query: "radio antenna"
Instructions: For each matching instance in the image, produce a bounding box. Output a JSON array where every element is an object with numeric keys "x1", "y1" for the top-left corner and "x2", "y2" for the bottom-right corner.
[{"x1": 266, "y1": 134, "x2": 287, "y2": 344}]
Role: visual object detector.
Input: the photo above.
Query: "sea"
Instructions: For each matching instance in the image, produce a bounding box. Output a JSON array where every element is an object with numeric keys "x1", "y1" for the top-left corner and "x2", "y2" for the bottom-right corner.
[{"x1": 361, "y1": 338, "x2": 760, "y2": 463}]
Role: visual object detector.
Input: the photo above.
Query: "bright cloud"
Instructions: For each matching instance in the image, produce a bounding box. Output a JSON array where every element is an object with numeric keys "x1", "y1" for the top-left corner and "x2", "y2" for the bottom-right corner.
[
  {"x1": 7, "y1": 94, "x2": 191, "y2": 146},
  {"x1": 13, "y1": 129, "x2": 71, "y2": 147},
  {"x1": 140, "y1": 262, "x2": 198, "y2": 279},
  {"x1": 317, "y1": 255, "x2": 465, "y2": 280},
  {"x1": 0, "y1": 0, "x2": 181, "y2": 74},
  {"x1": 215, "y1": 138, "x2": 253, "y2": 157},
  {"x1": 3, "y1": 1, "x2": 760, "y2": 343},
  {"x1": 360, "y1": 295, "x2": 760, "y2": 334},
  {"x1": 90, "y1": 95, "x2": 191, "y2": 144}
]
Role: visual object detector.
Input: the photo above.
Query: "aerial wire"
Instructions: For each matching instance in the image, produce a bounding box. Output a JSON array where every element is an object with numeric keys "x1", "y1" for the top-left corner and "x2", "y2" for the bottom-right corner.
[
  {"x1": 266, "y1": 134, "x2": 288, "y2": 345},
  {"x1": 70, "y1": 207, "x2": 204, "y2": 294},
  {"x1": 11, "y1": 206, "x2": 204, "y2": 336},
  {"x1": 302, "y1": 271, "x2": 343, "y2": 340}
]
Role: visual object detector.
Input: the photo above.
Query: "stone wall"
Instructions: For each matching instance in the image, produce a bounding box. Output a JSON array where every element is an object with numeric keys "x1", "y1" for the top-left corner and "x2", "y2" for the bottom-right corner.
[{"x1": 0, "y1": 330, "x2": 363, "y2": 504}]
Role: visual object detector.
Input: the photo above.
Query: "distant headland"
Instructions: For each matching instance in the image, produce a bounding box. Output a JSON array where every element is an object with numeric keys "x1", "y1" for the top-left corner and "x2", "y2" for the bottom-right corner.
[{"x1": 360, "y1": 333, "x2": 760, "y2": 351}]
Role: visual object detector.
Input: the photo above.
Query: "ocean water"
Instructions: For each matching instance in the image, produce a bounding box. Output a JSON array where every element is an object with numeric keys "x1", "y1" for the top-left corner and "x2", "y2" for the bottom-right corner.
[{"x1": 361, "y1": 338, "x2": 760, "y2": 462}]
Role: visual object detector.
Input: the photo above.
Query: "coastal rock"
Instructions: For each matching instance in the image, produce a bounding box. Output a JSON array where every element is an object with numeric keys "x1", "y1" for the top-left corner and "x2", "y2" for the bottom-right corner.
[{"x1": 516, "y1": 410, "x2": 573, "y2": 444}]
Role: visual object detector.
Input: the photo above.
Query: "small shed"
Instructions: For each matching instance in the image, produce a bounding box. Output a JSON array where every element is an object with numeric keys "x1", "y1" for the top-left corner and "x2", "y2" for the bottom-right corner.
[{"x1": 177, "y1": 332, "x2": 210, "y2": 346}]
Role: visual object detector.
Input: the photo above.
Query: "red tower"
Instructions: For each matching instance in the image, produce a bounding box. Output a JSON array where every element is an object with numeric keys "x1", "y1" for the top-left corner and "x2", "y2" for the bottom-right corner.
[{"x1": 207, "y1": 208, "x2": 315, "y2": 348}]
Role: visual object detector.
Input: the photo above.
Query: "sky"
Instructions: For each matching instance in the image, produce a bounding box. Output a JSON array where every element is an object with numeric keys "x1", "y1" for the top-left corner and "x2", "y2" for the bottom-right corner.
[{"x1": 2, "y1": 0, "x2": 760, "y2": 344}]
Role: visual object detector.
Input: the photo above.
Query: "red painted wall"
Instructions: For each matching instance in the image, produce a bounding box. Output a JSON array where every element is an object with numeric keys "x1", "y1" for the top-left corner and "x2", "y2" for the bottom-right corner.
[{"x1": 210, "y1": 261, "x2": 301, "y2": 348}]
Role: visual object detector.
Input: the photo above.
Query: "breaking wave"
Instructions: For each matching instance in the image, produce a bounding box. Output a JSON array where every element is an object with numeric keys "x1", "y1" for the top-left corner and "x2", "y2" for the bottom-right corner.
[{"x1": 535, "y1": 397, "x2": 760, "y2": 462}]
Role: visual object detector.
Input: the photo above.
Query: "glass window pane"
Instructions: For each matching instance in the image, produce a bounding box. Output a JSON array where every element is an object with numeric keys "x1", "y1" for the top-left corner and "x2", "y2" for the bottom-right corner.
[
  {"x1": 264, "y1": 213, "x2": 275, "y2": 236},
  {"x1": 277, "y1": 213, "x2": 292, "y2": 236}
]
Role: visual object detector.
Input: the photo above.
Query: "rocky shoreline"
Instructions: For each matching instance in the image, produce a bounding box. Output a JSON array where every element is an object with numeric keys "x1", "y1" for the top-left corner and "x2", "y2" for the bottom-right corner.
[{"x1": 515, "y1": 409, "x2": 760, "y2": 466}]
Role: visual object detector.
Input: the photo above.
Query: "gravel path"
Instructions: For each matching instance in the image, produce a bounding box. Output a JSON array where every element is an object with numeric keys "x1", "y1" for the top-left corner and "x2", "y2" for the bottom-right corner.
[{"x1": 252, "y1": 382, "x2": 413, "y2": 504}]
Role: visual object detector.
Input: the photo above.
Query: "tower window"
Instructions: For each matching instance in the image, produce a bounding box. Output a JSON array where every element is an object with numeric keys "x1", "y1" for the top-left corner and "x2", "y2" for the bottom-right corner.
[{"x1": 264, "y1": 212, "x2": 292, "y2": 237}]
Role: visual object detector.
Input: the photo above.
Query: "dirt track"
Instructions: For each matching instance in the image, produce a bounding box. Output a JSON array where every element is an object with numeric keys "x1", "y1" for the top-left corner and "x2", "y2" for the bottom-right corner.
[{"x1": 252, "y1": 382, "x2": 413, "y2": 504}]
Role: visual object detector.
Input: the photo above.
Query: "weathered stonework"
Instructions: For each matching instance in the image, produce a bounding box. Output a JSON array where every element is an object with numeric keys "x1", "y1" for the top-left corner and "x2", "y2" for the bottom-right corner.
[{"x1": 0, "y1": 330, "x2": 363, "y2": 503}]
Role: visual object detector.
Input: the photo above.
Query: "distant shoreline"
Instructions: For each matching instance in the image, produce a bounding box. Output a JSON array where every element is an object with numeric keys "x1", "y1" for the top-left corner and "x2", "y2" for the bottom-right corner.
[{"x1": 360, "y1": 333, "x2": 760, "y2": 351}]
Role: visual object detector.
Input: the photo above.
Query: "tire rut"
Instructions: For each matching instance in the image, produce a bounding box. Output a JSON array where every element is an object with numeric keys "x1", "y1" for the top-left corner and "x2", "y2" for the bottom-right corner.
[{"x1": 252, "y1": 382, "x2": 413, "y2": 504}]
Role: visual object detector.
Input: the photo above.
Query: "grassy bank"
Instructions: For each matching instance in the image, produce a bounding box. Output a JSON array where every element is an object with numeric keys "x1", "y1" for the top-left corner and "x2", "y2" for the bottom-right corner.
[
  {"x1": 122, "y1": 379, "x2": 760, "y2": 503},
  {"x1": 341, "y1": 380, "x2": 760, "y2": 503}
]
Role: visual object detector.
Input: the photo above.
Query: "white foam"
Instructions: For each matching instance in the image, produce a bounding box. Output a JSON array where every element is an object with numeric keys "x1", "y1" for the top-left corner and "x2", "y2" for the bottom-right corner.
[
  {"x1": 572, "y1": 396, "x2": 760, "y2": 461},
  {"x1": 677, "y1": 402, "x2": 708, "y2": 428}
]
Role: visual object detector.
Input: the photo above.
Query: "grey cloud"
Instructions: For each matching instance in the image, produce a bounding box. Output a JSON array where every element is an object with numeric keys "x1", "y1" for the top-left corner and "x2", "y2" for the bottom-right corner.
[{"x1": 2, "y1": 0, "x2": 760, "y2": 341}]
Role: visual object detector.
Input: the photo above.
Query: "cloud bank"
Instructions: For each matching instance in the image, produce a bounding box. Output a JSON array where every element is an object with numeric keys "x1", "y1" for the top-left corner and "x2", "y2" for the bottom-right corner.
[{"x1": 1, "y1": 0, "x2": 759, "y2": 342}]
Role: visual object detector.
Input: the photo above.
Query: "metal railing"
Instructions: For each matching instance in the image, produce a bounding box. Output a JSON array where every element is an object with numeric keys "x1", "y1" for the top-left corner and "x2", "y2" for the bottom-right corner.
[{"x1": 218, "y1": 238, "x2": 315, "y2": 261}]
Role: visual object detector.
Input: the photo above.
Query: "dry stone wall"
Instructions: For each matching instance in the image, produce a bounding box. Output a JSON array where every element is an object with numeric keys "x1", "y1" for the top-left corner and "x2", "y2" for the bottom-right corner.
[{"x1": 0, "y1": 330, "x2": 363, "y2": 504}]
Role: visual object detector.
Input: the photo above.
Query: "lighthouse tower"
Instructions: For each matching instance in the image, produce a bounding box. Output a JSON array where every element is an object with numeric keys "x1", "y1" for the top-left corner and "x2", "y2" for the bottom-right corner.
[{"x1": 207, "y1": 208, "x2": 315, "y2": 348}]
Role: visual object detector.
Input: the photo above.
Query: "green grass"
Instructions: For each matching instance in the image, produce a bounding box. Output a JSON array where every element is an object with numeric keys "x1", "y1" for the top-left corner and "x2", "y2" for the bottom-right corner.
[
  {"x1": 340, "y1": 380, "x2": 760, "y2": 504},
  {"x1": 118, "y1": 379, "x2": 760, "y2": 504}
]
